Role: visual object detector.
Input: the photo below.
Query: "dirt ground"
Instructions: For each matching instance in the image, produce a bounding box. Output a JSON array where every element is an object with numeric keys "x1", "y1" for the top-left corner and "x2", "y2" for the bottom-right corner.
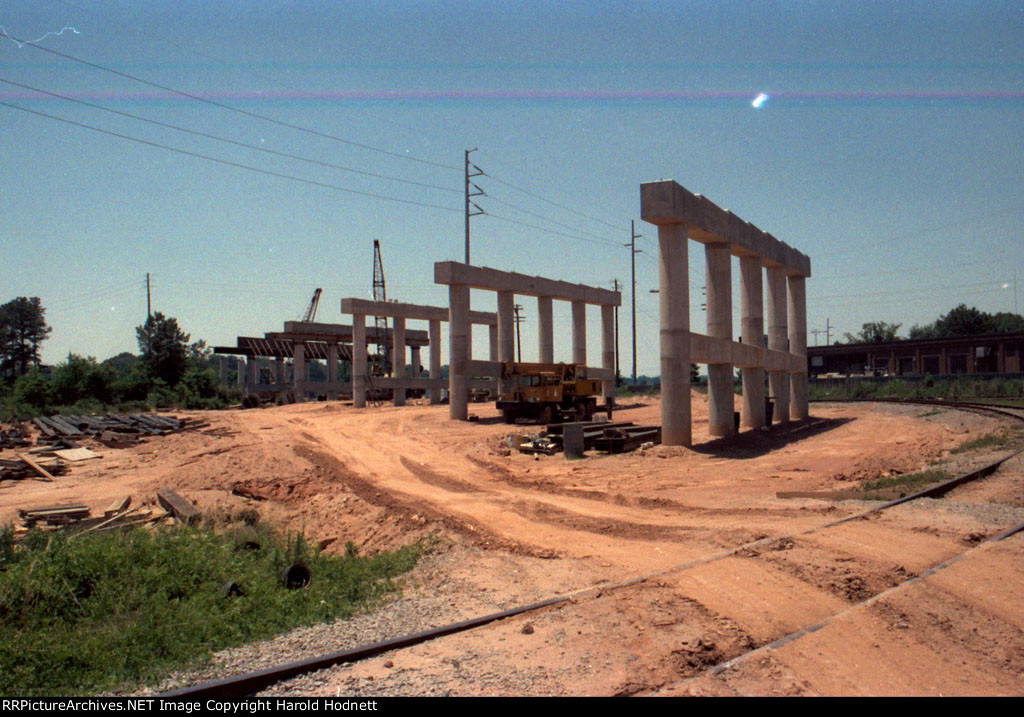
[{"x1": 4, "y1": 391, "x2": 1024, "y2": 696}]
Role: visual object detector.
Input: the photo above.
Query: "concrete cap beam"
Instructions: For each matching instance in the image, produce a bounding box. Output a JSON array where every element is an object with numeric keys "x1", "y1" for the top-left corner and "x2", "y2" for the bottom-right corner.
[
  {"x1": 640, "y1": 180, "x2": 811, "y2": 277},
  {"x1": 434, "y1": 261, "x2": 621, "y2": 306},
  {"x1": 341, "y1": 298, "x2": 496, "y2": 325}
]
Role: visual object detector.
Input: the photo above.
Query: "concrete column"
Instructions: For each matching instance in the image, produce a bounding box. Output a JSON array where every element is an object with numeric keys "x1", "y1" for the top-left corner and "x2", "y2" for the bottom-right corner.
[
  {"x1": 497, "y1": 291, "x2": 515, "y2": 362},
  {"x1": 352, "y1": 314, "x2": 366, "y2": 408},
  {"x1": 411, "y1": 346, "x2": 422, "y2": 376},
  {"x1": 327, "y1": 343, "x2": 339, "y2": 399},
  {"x1": 275, "y1": 357, "x2": 284, "y2": 385},
  {"x1": 705, "y1": 243, "x2": 735, "y2": 436},
  {"x1": 600, "y1": 304, "x2": 615, "y2": 404},
  {"x1": 487, "y1": 325, "x2": 497, "y2": 362},
  {"x1": 293, "y1": 343, "x2": 305, "y2": 403},
  {"x1": 392, "y1": 317, "x2": 406, "y2": 407},
  {"x1": 571, "y1": 300, "x2": 586, "y2": 366},
  {"x1": 429, "y1": 319, "x2": 442, "y2": 405},
  {"x1": 218, "y1": 357, "x2": 227, "y2": 386},
  {"x1": 236, "y1": 358, "x2": 244, "y2": 387},
  {"x1": 246, "y1": 355, "x2": 258, "y2": 386},
  {"x1": 788, "y1": 275, "x2": 809, "y2": 420},
  {"x1": 449, "y1": 283, "x2": 470, "y2": 420},
  {"x1": 766, "y1": 266, "x2": 790, "y2": 424},
  {"x1": 659, "y1": 223, "x2": 691, "y2": 447},
  {"x1": 740, "y1": 256, "x2": 765, "y2": 429},
  {"x1": 537, "y1": 296, "x2": 553, "y2": 363}
]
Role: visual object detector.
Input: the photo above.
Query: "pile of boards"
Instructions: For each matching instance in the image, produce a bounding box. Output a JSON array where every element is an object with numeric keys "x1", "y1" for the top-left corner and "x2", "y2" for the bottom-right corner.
[
  {"x1": 31, "y1": 413, "x2": 207, "y2": 443},
  {"x1": 513, "y1": 420, "x2": 663, "y2": 455},
  {"x1": 13, "y1": 489, "x2": 200, "y2": 538}
]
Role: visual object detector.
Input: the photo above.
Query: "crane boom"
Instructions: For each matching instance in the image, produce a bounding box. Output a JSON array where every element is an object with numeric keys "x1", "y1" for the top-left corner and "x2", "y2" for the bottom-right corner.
[
  {"x1": 301, "y1": 288, "x2": 322, "y2": 323},
  {"x1": 372, "y1": 240, "x2": 390, "y2": 373}
]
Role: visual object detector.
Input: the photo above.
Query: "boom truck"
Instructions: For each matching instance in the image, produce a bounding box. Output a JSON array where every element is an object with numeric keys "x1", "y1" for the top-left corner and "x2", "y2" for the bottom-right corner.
[{"x1": 496, "y1": 362, "x2": 608, "y2": 424}]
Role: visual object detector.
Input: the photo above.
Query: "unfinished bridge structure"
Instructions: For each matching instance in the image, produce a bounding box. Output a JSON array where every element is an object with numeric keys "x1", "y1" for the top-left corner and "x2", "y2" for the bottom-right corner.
[
  {"x1": 641, "y1": 179, "x2": 811, "y2": 447},
  {"x1": 434, "y1": 261, "x2": 621, "y2": 421}
]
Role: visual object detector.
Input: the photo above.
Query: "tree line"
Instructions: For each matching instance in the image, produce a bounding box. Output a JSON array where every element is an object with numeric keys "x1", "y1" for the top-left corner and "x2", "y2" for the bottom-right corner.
[
  {"x1": 1, "y1": 297, "x2": 237, "y2": 419},
  {"x1": 843, "y1": 304, "x2": 1024, "y2": 344}
]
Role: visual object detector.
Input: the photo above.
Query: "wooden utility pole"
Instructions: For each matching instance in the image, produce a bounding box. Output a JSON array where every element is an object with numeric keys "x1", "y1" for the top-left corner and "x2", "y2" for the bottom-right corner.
[{"x1": 146, "y1": 272, "x2": 151, "y2": 318}]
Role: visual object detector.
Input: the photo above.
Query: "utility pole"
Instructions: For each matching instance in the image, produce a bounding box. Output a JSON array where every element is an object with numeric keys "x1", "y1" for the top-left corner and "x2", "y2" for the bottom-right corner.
[
  {"x1": 810, "y1": 328, "x2": 826, "y2": 346},
  {"x1": 464, "y1": 149, "x2": 486, "y2": 264},
  {"x1": 625, "y1": 221, "x2": 642, "y2": 384},
  {"x1": 613, "y1": 279, "x2": 621, "y2": 384},
  {"x1": 146, "y1": 272, "x2": 151, "y2": 318},
  {"x1": 826, "y1": 318, "x2": 833, "y2": 345},
  {"x1": 513, "y1": 303, "x2": 525, "y2": 363}
]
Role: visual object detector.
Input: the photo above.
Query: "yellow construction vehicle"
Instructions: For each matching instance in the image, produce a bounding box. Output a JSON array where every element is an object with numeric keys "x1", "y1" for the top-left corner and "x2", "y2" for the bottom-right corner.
[{"x1": 496, "y1": 362, "x2": 603, "y2": 424}]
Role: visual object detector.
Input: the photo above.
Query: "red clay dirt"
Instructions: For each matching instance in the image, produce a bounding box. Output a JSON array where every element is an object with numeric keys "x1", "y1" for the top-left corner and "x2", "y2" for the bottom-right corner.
[{"x1": 3, "y1": 391, "x2": 1023, "y2": 696}]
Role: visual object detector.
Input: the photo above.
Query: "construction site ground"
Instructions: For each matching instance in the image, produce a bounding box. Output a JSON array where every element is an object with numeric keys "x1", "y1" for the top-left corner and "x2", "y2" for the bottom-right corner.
[{"x1": 3, "y1": 392, "x2": 1024, "y2": 696}]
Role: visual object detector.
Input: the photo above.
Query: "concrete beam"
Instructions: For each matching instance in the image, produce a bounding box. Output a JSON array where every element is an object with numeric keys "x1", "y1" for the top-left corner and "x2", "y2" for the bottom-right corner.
[
  {"x1": 705, "y1": 242, "x2": 735, "y2": 436},
  {"x1": 537, "y1": 296, "x2": 554, "y2": 363},
  {"x1": 448, "y1": 283, "x2": 470, "y2": 420},
  {"x1": 352, "y1": 314, "x2": 366, "y2": 408},
  {"x1": 435, "y1": 262, "x2": 621, "y2": 306},
  {"x1": 428, "y1": 319, "x2": 442, "y2": 405},
  {"x1": 571, "y1": 300, "x2": 587, "y2": 366},
  {"x1": 740, "y1": 255, "x2": 766, "y2": 429},
  {"x1": 659, "y1": 223, "x2": 691, "y2": 447},
  {"x1": 640, "y1": 180, "x2": 811, "y2": 277},
  {"x1": 340, "y1": 298, "x2": 496, "y2": 325}
]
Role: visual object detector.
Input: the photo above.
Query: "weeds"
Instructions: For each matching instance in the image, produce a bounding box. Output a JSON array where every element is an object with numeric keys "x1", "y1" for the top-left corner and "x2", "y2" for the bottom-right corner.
[
  {"x1": 0, "y1": 524, "x2": 425, "y2": 696},
  {"x1": 859, "y1": 469, "x2": 952, "y2": 500}
]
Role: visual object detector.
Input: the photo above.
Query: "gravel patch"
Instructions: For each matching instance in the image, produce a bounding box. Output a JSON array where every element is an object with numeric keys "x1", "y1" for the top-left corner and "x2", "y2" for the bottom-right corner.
[{"x1": 132, "y1": 543, "x2": 569, "y2": 696}]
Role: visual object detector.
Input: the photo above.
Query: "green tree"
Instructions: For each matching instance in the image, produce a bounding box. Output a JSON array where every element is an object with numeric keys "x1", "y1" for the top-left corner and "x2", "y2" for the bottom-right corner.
[
  {"x1": 51, "y1": 354, "x2": 114, "y2": 406},
  {"x1": 933, "y1": 304, "x2": 991, "y2": 337},
  {"x1": 0, "y1": 297, "x2": 52, "y2": 381},
  {"x1": 843, "y1": 321, "x2": 901, "y2": 344},
  {"x1": 12, "y1": 367, "x2": 53, "y2": 411},
  {"x1": 136, "y1": 312, "x2": 190, "y2": 386}
]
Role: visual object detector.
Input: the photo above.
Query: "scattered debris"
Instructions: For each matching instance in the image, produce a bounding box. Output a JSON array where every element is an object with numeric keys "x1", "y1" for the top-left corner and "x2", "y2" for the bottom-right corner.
[
  {"x1": 14, "y1": 452, "x2": 56, "y2": 481},
  {"x1": 509, "y1": 420, "x2": 663, "y2": 456},
  {"x1": 53, "y1": 447, "x2": 101, "y2": 462}
]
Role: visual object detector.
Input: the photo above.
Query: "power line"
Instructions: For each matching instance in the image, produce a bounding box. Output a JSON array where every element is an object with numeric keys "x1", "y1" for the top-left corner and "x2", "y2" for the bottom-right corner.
[
  {"x1": 481, "y1": 156, "x2": 625, "y2": 232},
  {"x1": 483, "y1": 194, "x2": 621, "y2": 245},
  {"x1": 484, "y1": 211, "x2": 621, "y2": 248},
  {"x1": 8, "y1": 31, "x2": 461, "y2": 172},
  {"x1": 0, "y1": 100, "x2": 462, "y2": 212},
  {"x1": 0, "y1": 77, "x2": 460, "y2": 195}
]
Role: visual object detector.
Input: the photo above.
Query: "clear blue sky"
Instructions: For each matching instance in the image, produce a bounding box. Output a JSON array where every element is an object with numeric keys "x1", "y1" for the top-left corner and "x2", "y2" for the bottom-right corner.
[{"x1": 2, "y1": 1, "x2": 1022, "y2": 375}]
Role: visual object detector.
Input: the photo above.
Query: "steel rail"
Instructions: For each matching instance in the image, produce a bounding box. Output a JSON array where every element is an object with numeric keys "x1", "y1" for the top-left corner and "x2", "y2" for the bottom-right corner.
[{"x1": 163, "y1": 398, "x2": 1024, "y2": 698}]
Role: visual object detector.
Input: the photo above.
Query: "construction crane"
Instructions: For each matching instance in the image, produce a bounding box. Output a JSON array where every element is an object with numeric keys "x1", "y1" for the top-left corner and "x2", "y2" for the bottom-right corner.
[
  {"x1": 372, "y1": 240, "x2": 390, "y2": 374},
  {"x1": 300, "y1": 288, "x2": 322, "y2": 323}
]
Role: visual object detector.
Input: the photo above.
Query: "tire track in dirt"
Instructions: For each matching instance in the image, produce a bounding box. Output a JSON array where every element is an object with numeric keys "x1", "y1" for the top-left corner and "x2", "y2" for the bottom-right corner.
[{"x1": 293, "y1": 445, "x2": 558, "y2": 558}]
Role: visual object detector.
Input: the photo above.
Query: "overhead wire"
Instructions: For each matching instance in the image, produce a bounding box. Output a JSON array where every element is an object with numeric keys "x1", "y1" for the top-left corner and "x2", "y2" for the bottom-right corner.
[
  {"x1": 0, "y1": 77, "x2": 459, "y2": 195},
  {"x1": 6, "y1": 29, "x2": 462, "y2": 172},
  {"x1": 0, "y1": 100, "x2": 463, "y2": 212}
]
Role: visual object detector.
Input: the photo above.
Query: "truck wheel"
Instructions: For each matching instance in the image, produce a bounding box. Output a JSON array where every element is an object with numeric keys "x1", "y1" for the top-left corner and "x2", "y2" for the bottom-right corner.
[
  {"x1": 540, "y1": 406, "x2": 554, "y2": 425},
  {"x1": 584, "y1": 400, "x2": 595, "y2": 421}
]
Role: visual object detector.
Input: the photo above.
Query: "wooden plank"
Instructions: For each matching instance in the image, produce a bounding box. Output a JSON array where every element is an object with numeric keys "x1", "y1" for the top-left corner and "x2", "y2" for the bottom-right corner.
[
  {"x1": 157, "y1": 489, "x2": 200, "y2": 525},
  {"x1": 104, "y1": 495, "x2": 132, "y2": 517},
  {"x1": 54, "y1": 447, "x2": 101, "y2": 462},
  {"x1": 19, "y1": 503, "x2": 90, "y2": 517},
  {"x1": 15, "y1": 453, "x2": 55, "y2": 481}
]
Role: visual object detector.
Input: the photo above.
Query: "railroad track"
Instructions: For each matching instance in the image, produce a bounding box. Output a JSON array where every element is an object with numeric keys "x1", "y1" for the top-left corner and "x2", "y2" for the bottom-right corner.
[{"x1": 165, "y1": 398, "x2": 1024, "y2": 697}]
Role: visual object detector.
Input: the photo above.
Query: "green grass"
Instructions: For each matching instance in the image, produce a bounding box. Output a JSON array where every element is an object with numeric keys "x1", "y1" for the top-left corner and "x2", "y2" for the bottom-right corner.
[
  {"x1": 858, "y1": 468, "x2": 952, "y2": 500},
  {"x1": 0, "y1": 523, "x2": 426, "y2": 696},
  {"x1": 950, "y1": 432, "x2": 1011, "y2": 454},
  {"x1": 810, "y1": 376, "x2": 1024, "y2": 402}
]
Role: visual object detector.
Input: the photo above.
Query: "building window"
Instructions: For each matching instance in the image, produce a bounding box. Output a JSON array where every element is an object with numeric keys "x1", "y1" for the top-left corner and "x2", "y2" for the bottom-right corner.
[
  {"x1": 898, "y1": 357, "x2": 914, "y2": 375},
  {"x1": 950, "y1": 354, "x2": 968, "y2": 374},
  {"x1": 922, "y1": 355, "x2": 940, "y2": 375}
]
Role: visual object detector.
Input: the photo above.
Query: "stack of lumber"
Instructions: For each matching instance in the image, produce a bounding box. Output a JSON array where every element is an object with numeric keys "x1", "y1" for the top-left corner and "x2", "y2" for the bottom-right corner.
[{"x1": 30, "y1": 413, "x2": 207, "y2": 441}]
